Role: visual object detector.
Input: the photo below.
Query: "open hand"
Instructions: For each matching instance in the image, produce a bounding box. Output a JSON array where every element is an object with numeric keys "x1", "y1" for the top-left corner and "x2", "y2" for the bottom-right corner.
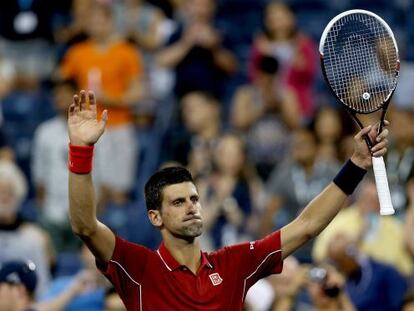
[
  {"x1": 68, "y1": 90, "x2": 108, "y2": 146},
  {"x1": 351, "y1": 121, "x2": 389, "y2": 170}
]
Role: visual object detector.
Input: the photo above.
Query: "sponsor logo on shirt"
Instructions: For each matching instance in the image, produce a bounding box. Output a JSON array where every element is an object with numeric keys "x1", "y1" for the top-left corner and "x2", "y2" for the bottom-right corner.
[
  {"x1": 209, "y1": 273, "x2": 223, "y2": 286},
  {"x1": 249, "y1": 241, "x2": 255, "y2": 250}
]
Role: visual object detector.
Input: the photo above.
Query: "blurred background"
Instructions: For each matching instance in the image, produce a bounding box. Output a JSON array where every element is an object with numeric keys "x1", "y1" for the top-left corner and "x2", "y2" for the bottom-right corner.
[{"x1": 0, "y1": 0, "x2": 414, "y2": 310}]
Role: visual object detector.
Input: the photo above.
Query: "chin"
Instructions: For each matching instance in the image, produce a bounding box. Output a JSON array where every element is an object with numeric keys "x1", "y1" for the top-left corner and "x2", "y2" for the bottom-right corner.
[{"x1": 183, "y1": 223, "x2": 203, "y2": 238}]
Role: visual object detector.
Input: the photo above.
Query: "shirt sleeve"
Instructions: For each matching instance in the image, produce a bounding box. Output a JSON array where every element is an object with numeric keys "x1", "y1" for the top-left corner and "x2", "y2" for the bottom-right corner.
[
  {"x1": 97, "y1": 236, "x2": 151, "y2": 298},
  {"x1": 223, "y1": 230, "x2": 283, "y2": 284}
]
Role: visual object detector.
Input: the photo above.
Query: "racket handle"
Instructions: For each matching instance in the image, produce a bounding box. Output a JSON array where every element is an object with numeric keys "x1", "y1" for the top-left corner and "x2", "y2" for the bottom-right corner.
[{"x1": 372, "y1": 156, "x2": 395, "y2": 216}]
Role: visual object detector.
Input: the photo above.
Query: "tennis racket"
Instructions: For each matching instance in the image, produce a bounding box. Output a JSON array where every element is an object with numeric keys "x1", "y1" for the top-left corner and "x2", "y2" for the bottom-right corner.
[{"x1": 319, "y1": 9, "x2": 399, "y2": 215}]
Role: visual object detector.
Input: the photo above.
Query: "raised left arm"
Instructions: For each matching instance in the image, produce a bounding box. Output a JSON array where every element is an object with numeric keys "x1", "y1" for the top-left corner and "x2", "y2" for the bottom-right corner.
[{"x1": 281, "y1": 123, "x2": 389, "y2": 259}]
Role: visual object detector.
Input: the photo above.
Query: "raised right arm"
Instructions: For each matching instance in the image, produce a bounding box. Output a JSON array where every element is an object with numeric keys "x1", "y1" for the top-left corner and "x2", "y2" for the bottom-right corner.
[{"x1": 68, "y1": 90, "x2": 115, "y2": 262}]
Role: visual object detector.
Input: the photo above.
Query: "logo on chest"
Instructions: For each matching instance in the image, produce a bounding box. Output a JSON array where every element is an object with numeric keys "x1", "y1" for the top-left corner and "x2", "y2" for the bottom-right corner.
[{"x1": 209, "y1": 272, "x2": 223, "y2": 286}]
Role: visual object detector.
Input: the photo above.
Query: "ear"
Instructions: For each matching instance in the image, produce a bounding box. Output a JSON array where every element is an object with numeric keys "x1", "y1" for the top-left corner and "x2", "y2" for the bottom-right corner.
[{"x1": 148, "y1": 209, "x2": 163, "y2": 228}]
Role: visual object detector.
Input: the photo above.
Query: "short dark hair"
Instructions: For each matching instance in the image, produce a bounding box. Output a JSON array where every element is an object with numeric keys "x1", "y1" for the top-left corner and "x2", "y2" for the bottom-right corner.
[{"x1": 144, "y1": 166, "x2": 194, "y2": 211}]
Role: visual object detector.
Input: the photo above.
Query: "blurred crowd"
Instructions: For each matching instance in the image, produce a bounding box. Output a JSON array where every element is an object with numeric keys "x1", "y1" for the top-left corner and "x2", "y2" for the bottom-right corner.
[{"x1": 0, "y1": 0, "x2": 414, "y2": 310}]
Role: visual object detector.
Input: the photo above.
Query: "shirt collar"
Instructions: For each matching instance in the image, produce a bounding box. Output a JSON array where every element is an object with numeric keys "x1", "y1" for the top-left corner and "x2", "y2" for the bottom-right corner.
[{"x1": 157, "y1": 242, "x2": 213, "y2": 272}]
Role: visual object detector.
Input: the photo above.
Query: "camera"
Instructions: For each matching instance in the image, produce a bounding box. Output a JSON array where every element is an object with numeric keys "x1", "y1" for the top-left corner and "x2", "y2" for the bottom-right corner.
[{"x1": 309, "y1": 267, "x2": 341, "y2": 298}]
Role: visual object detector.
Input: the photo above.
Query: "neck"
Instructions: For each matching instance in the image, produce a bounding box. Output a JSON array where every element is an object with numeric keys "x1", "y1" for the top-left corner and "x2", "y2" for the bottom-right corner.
[
  {"x1": 93, "y1": 35, "x2": 116, "y2": 49},
  {"x1": 163, "y1": 234, "x2": 201, "y2": 274},
  {"x1": 199, "y1": 121, "x2": 219, "y2": 140}
]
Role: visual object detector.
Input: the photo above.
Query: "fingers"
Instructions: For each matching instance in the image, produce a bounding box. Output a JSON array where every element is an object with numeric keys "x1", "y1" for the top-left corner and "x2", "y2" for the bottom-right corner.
[
  {"x1": 70, "y1": 90, "x2": 96, "y2": 114},
  {"x1": 73, "y1": 94, "x2": 80, "y2": 113},
  {"x1": 371, "y1": 139, "x2": 388, "y2": 157},
  {"x1": 80, "y1": 90, "x2": 87, "y2": 111},
  {"x1": 376, "y1": 128, "x2": 389, "y2": 142},
  {"x1": 354, "y1": 125, "x2": 372, "y2": 140},
  {"x1": 99, "y1": 110, "x2": 108, "y2": 133},
  {"x1": 88, "y1": 91, "x2": 96, "y2": 112}
]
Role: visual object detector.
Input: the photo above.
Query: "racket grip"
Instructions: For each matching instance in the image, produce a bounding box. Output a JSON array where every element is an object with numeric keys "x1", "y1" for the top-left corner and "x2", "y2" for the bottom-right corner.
[{"x1": 372, "y1": 156, "x2": 395, "y2": 216}]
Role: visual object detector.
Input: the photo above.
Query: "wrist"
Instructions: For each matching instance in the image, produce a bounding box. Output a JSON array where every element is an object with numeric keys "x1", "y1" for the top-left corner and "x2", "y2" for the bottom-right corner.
[
  {"x1": 333, "y1": 159, "x2": 367, "y2": 195},
  {"x1": 68, "y1": 144, "x2": 94, "y2": 174},
  {"x1": 350, "y1": 154, "x2": 368, "y2": 170}
]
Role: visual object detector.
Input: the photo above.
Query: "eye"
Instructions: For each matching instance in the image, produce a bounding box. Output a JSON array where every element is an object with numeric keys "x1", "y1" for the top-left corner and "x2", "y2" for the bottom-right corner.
[
  {"x1": 173, "y1": 199, "x2": 185, "y2": 206},
  {"x1": 191, "y1": 195, "x2": 199, "y2": 204}
]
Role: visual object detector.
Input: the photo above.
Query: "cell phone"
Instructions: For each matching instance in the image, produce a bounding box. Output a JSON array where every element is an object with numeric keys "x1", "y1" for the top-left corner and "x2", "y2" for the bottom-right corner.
[{"x1": 309, "y1": 267, "x2": 340, "y2": 298}]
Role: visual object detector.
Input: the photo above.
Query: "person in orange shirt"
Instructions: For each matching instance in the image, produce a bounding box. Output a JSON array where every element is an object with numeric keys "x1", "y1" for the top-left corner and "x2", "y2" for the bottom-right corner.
[{"x1": 60, "y1": 2, "x2": 143, "y2": 205}]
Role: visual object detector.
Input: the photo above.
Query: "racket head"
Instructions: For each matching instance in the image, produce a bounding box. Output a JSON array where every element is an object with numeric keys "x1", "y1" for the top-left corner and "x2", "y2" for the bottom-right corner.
[{"x1": 319, "y1": 9, "x2": 400, "y2": 114}]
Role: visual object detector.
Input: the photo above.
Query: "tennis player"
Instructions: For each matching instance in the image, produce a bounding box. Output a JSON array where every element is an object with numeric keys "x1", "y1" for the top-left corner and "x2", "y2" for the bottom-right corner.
[{"x1": 68, "y1": 90, "x2": 389, "y2": 310}]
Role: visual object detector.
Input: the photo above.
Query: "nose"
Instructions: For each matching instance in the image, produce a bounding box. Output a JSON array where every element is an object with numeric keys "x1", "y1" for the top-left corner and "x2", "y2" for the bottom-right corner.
[{"x1": 186, "y1": 200, "x2": 197, "y2": 214}]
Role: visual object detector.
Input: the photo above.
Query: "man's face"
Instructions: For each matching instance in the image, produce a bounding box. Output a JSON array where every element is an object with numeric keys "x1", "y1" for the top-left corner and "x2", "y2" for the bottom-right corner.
[
  {"x1": 181, "y1": 93, "x2": 217, "y2": 134},
  {"x1": 0, "y1": 180, "x2": 18, "y2": 219},
  {"x1": 158, "y1": 182, "x2": 203, "y2": 239}
]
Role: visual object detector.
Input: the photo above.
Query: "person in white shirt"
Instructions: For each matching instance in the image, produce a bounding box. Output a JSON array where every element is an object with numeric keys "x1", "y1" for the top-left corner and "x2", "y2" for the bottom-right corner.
[{"x1": 32, "y1": 79, "x2": 99, "y2": 251}]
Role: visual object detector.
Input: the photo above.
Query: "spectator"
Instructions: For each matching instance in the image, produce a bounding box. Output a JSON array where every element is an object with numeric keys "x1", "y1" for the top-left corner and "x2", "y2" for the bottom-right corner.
[
  {"x1": 163, "y1": 91, "x2": 222, "y2": 176},
  {"x1": 0, "y1": 0, "x2": 57, "y2": 81},
  {"x1": 260, "y1": 128, "x2": 338, "y2": 261},
  {"x1": 230, "y1": 55, "x2": 299, "y2": 180},
  {"x1": 250, "y1": 1, "x2": 317, "y2": 120},
  {"x1": 53, "y1": 0, "x2": 92, "y2": 50},
  {"x1": 197, "y1": 133, "x2": 263, "y2": 250},
  {"x1": 156, "y1": 0, "x2": 238, "y2": 99},
  {"x1": 0, "y1": 56, "x2": 16, "y2": 162},
  {"x1": 327, "y1": 233, "x2": 407, "y2": 311},
  {"x1": 404, "y1": 174, "x2": 414, "y2": 261},
  {"x1": 314, "y1": 177, "x2": 413, "y2": 276},
  {"x1": 59, "y1": 2, "x2": 143, "y2": 205},
  {"x1": 387, "y1": 108, "x2": 414, "y2": 212},
  {"x1": 272, "y1": 264, "x2": 355, "y2": 311},
  {"x1": 40, "y1": 244, "x2": 109, "y2": 311},
  {"x1": 0, "y1": 160, "x2": 53, "y2": 297},
  {"x1": 305, "y1": 266, "x2": 356, "y2": 311},
  {"x1": 0, "y1": 258, "x2": 104, "y2": 311},
  {"x1": 113, "y1": 0, "x2": 175, "y2": 101},
  {"x1": 311, "y1": 106, "x2": 349, "y2": 163},
  {"x1": 0, "y1": 260, "x2": 38, "y2": 311},
  {"x1": 113, "y1": 0, "x2": 168, "y2": 51},
  {"x1": 32, "y1": 79, "x2": 91, "y2": 251}
]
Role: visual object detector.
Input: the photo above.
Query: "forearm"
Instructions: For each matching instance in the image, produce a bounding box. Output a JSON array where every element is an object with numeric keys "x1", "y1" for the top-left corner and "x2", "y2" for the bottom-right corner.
[
  {"x1": 69, "y1": 172, "x2": 98, "y2": 235},
  {"x1": 156, "y1": 40, "x2": 192, "y2": 67},
  {"x1": 298, "y1": 183, "x2": 347, "y2": 240}
]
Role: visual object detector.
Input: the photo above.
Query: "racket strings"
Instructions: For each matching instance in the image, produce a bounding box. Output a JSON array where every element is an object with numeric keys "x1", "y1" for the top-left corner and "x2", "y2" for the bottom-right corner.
[{"x1": 322, "y1": 13, "x2": 398, "y2": 113}]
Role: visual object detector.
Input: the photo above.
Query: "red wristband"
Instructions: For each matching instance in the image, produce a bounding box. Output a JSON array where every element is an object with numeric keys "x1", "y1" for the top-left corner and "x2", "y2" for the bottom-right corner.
[{"x1": 68, "y1": 144, "x2": 94, "y2": 174}]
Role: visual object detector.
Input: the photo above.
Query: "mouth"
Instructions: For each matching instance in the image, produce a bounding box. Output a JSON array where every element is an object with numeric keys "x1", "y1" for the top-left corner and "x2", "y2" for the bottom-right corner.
[{"x1": 183, "y1": 215, "x2": 202, "y2": 222}]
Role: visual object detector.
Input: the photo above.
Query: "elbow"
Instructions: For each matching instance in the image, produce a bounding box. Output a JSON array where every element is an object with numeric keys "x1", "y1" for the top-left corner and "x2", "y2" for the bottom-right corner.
[
  {"x1": 299, "y1": 217, "x2": 319, "y2": 241},
  {"x1": 71, "y1": 225, "x2": 97, "y2": 238},
  {"x1": 70, "y1": 220, "x2": 98, "y2": 238}
]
